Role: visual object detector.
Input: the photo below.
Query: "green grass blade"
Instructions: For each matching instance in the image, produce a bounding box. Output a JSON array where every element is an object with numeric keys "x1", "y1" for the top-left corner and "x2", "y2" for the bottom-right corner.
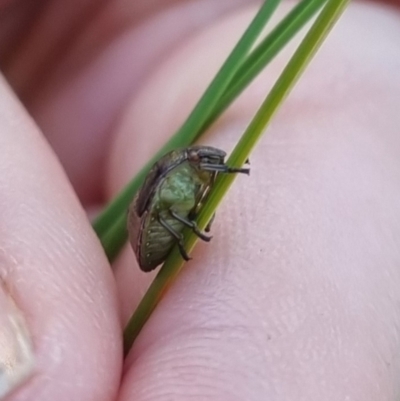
[
  {"x1": 204, "y1": 0, "x2": 327, "y2": 129},
  {"x1": 93, "y1": 0, "x2": 281, "y2": 260},
  {"x1": 123, "y1": 0, "x2": 350, "y2": 355}
]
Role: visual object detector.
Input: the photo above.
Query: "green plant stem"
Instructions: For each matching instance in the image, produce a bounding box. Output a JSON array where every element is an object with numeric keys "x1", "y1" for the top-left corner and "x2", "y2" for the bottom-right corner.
[
  {"x1": 205, "y1": 0, "x2": 327, "y2": 129},
  {"x1": 93, "y1": 0, "x2": 281, "y2": 261},
  {"x1": 123, "y1": 0, "x2": 350, "y2": 356}
]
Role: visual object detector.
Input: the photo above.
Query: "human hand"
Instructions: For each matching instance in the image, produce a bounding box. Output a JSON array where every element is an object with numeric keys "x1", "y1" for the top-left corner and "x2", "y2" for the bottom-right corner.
[{"x1": 1, "y1": 0, "x2": 400, "y2": 400}]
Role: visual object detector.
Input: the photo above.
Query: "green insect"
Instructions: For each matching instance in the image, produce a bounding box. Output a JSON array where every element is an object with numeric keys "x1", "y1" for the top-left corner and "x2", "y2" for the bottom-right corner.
[{"x1": 128, "y1": 146, "x2": 249, "y2": 272}]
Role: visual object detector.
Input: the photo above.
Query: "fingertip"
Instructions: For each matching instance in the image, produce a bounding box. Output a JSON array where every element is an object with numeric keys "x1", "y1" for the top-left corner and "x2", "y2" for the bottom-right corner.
[{"x1": 0, "y1": 77, "x2": 122, "y2": 401}]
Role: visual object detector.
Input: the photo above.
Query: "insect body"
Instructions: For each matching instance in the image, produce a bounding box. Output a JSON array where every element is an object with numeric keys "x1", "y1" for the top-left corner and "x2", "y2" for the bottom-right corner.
[{"x1": 128, "y1": 146, "x2": 249, "y2": 272}]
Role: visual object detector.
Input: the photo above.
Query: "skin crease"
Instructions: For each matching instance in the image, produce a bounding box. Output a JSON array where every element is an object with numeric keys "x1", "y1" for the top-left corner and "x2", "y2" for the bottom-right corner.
[{"x1": 0, "y1": 0, "x2": 400, "y2": 400}]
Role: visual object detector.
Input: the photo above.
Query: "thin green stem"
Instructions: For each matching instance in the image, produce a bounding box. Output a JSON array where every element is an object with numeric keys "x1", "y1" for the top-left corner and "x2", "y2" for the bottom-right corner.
[
  {"x1": 204, "y1": 0, "x2": 327, "y2": 129},
  {"x1": 123, "y1": 0, "x2": 350, "y2": 355}
]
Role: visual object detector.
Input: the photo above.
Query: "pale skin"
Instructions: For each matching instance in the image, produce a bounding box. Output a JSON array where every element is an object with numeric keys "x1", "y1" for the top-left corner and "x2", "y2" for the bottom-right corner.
[{"x1": 0, "y1": 0, "x2": 400, "y2": 400}]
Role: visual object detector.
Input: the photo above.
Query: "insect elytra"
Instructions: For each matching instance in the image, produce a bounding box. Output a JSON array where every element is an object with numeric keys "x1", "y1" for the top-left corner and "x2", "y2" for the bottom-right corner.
[{"x1": 127, "y1": 145, "x2": 249, "y2": 272}]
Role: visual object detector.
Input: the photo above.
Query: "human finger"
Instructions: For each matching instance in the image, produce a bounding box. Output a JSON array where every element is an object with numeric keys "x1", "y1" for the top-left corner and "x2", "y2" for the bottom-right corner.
[
  {"x1": 108, "y1": 2, "x2": 400, "y2": 400},
  {"x1": 0, "y1": 76, "x2": 121, "y2": 401}
]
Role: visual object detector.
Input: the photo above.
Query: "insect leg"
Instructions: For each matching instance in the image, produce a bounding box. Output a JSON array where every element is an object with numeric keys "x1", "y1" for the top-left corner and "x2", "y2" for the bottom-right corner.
[
  {"x1": 157, "y1": 216, "x2": 191, "y2": 261},
  {"x1": 169, "y1": 209, "x2": 212, "y2": 242},
  {"x1": 199, "y1": 163, "x2": 250, "y2": 175},
  {"x1": 205, "y1": 213, "x2": 215, "y2": 233}
]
